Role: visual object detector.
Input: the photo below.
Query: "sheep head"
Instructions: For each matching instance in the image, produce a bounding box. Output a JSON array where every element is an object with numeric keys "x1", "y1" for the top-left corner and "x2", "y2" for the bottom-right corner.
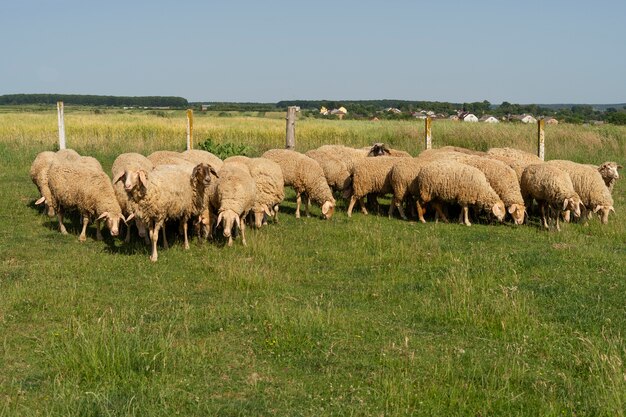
[
  {"x1": 113, "y1": 169, "x2": 147, "y2": 192},
  {"x1": 563, "y1": 196, "x2": 582, "y2": 218},
  {"x1": 491, "y1": 201, "x2": 506, "y2": 222},
  {"x1": 593, "y1": 205, "x2": 615, "y2": 225},
  {"x1": 216, "y1": 209, "x2": 240, "y2": 238},
  {"x1": 321, "y1": 201, "x2": 335, "y2": 219},
  {"x1": 367, "y1": 143, "x2": 391, "y2": 157},
  {"x1": 96, "y1": 211, "x2": 122, "y2": 237},
  {"x1": 507, "y1": 203, "x2": 525, "y2": 225},
  {"x1": 191, "y1": 163, "x2": 219, "y2": 189}
]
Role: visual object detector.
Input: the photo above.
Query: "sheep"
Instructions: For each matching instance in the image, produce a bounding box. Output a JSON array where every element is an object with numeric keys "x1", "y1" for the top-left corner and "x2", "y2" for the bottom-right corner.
[
  {"x1": 592, "y1": 161, "x2": 622, "y2": 193},
  {"x1": 223, "y1": 156, "x2": 285, "y2": 228},
  {"x1": 304, "y1": 149, "x2": 352, "y2": 198},
  {"x1": 47, "y1": 157, "x2": 124, "y2": 242},
  {"x1": 436, "y1": 146, "x2": 487, "y2": 156},
  {"x1": 389, "y1": 157, "x2": 433, "y2": 219},
  {"x1": 111, "y1": 153, "x2": 153, "y2": 242},
  {"x1": 346, "y1": 156, "x2": 402, "y2": 217},
  {"x1": 416, "y1": 160, "x2": 506, "y2": 226},
  {"x1": 181, "y1": 149, "x2": 224, "y2": 170},
  {"x1": 147, "y1": 150, "x2": 193, "y2": 167},
  {"x1": 314, "y1": 145, "x2": 368, "y2": 172},
  {"x1": 545, "y1": 160, "x2": 615, "y2": 224},
  {"x1": 520, "y1": 164, "x2": 583, "y2": 231},
  {"x1": 366, "y1": 143, "x2": 412, "y2": 158},
  {"x1": 207, "y1": 162, "x2": 256, "y2": 247},
  {"x1": 30, "y1": 149, "x2": 81, "y2": 216},
  {"x1": 122, "y1": 163, "x2": 215, "y2": 261},
  {"x1": 262, "y1": 149, "x2": 335, "y2": 219},
  {"x1": 456, "y1": 155, "x2": 526, "y2": 225},
  {"x1": 487, "y1": 147, "x2": 542, "y2": 165},
  {"x1": 484, "y1": 154, "x2": 528, "y2": 182}
]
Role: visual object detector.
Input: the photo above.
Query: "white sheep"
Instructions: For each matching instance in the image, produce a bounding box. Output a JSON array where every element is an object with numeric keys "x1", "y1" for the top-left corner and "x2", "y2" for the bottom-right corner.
[
  {"x1": 520, "y1": 164, "x2": 583, "y2": 231},
  {"x1": 416, "y1": 160, "x2": 506, "y2": 226},
  {"x1": 181, "y1": 149, "x2": 224, "y2": 170},
  {"x1": 207, "y1": 162, "x2": 256, "y2": 247},
  {"x1": 304, "y1": 149, "x2": 353, "y2": 198},
  {"x1": 593, "y1": 161, "x2": 622, "y2": 193},
  {"x1": 546, "y1": 160, "x2": 615, "y2": 224},
  {"x1": 389, "y1": 157, "x2": 432, "y2": 219},
  {"x1": 122, "y1": 163, "x2": 214, "y2": 261},
  {"x1": 47, "y1": 157, "x2": 124, "y2": 241},
  {"x1": 262, "y1": 149, "x2": 335, "y2": 219},
  {"x1": 147, "y1": 150, "x2": 193, "y2": 167},
  {"x1": 346, "y1": 156, "x2": 402, "y2": 217},
  {"x1": 487, "y1": 147, "x2": 542, "y2": 165},
  {"x1": 111, "y1": 153, "x2": 153, "y2": 242},
  {"x1": 224, "y1": 156, "x2": 285, "y2": 228},
  {"x1": 30, "y1": 149, "x2": 81, "y2": 216}
]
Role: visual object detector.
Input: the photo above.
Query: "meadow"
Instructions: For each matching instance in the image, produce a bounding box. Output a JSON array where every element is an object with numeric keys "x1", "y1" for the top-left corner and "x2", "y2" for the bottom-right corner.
[{"x1": 0, "y1": 109, "x2": 625, "y2": 416}]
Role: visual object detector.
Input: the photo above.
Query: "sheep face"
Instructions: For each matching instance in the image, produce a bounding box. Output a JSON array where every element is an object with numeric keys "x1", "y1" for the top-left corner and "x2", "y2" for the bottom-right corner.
[
  {"x1": 563, "y1": 196, "x2": 582, "y2": 218},
  {"x1": 491, "y1": 201, "x2": 506, "y2": 222},
  {"x1": 593, "y1": 205, "x2": 615, "y2": 224},
  {"x1": 96, "y1": 212, "x2": 121, "y2": 237},
  {"x1": 598, "y1": 162, "x2": 621, "y2": 181},
  {"x1": 192, "y1": 163, "x2": 218, "y2": 189},
  {"x1": 507, "y1": 203, "x2": 525, "y2": 225},
  {"x1": 367, "y1": 143, "x2": 391, "y2": 157},
  {"x1": 217, "y1": 210, "x2": 239, "y2": 238},
  {"x1": 321, "y1": 201, "x2": 335, "y2": 219}
]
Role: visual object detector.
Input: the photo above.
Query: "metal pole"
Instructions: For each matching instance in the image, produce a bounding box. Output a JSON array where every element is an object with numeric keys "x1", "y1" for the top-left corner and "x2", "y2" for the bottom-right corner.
[{"x1": 57, "y1": 101, "x2": 66, "y2": 150}]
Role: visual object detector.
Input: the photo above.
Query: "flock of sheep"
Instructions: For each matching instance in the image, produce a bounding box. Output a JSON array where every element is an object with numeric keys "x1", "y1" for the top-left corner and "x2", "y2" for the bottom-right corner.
[{"x1": 30, "y1": 142, "x2": 621, "y2": 262}]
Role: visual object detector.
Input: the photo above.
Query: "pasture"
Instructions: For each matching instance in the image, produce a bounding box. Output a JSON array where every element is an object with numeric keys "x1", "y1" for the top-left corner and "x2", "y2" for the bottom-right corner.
[{"x1": 1, "y1": 109, "x2": 625, "y2": 416}]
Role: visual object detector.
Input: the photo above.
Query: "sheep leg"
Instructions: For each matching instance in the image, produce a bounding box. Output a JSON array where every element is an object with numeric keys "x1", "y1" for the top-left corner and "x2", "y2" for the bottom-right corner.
[
  {"x1": 79, "y1": 215, "x2": 90, "y2": 242},
  {"x1": 182, "y1": 219, "x2": 190, "y2": 250},
  {"x1": 540, "y1": 203, "x2": 549, "y2": 229},
  {"x1": 273, "y1": 205, "x2": 280, "y2": 223},
  {"x1": 96, "y1": 219, "x2": 103, "y2": 241},
  {"x1": 124, "y1": 221, "x2": 132, "y2": 243},
  {"x1": 462, "y1": 205, "x2": 471, "y2": 226},
  {"x1": 347, "y1": 195, "x2": 357, "y2": 217},
  {"x1": 433, "y1": 202, "x2": 448, "y2": 223},
  {"x1": 150, "y1": 221, "x2": 163, "y2": 262},
  {"x1": 296, "y1": 193, "x2": 302, "y2": 219},
  {"x1": 57, "y1": 208, "x2": 68, "y2": 235},
  {"x1": 416, "y1": 201, "x2": 426, "y2": 223},
  {"x1": 240, "y1": 217, "x2": 247, "y2": 246},
  {"x1": 162, "y1": 226, "x2": 169, "y2": 249},
  {"x1": 305, "y1": 195, "x2": 311, "y2": 218},
  {"x1": 555, "y1": 210, "x2": 561, "y2": 232}
]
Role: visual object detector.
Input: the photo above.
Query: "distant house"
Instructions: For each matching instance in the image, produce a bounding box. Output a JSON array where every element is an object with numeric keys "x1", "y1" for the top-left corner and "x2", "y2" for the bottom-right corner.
[
  {"x1": 329, "y1": 107, "x2": 348, "y2": 119},
  {"x1": 385, "y1": 107, "x2": 402, "y2": 114},
  {"x1": 544, "y1": 117, "x2": 559, "y2": 125},
  {"x1": 320, "y1": 106, "x2": 329, "y2": 115},
  {"x1": 462, "y1": 113, "x2": 478, "y2": 122},
  {"x1": 412, "y1": 111, "x2": 427, "y2": 119},
  {"x1": 479, "y1": 115, "x2": 499, "y2": 123},
  {"x1": 201, "y1": 104, "x2": 211, "y2": 111},
  {"x1": 510, "y1": 114, "x2": 537, "y2": 124}
]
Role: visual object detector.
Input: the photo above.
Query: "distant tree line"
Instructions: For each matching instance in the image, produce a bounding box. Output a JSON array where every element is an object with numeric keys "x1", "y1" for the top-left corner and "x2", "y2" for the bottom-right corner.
[{"x1": 0, "y1": 94, "x2": 189, "y2": 108}]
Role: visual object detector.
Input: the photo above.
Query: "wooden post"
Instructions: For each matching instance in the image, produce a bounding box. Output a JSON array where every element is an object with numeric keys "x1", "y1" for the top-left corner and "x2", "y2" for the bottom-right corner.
[
  {"x1": 186, "y1": 109, "x2": 194, "y2": 150},
  {"x1": 424, "y1": 116, "x2": 432, "y2": 150},
  {"x1": 285, "y1": 106, "x2": 297, "y2": 150},
  {"x1": 57, "y1": 101, "x2": 66, "y2": 150},
  {"x1": 537, "y1": 119, "x2": 545, "y2": 161}
]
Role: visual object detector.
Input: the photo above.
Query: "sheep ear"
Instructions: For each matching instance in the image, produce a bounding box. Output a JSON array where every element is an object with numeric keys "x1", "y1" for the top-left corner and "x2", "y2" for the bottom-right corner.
[
  {"x1": 112, "y1": 171, "x2": 125, "y2": 184},
  {"x1": 562, "y1": 198, "x2": 570, "y2": 211},
  {"x1": 322, "y1": 202, "x2": 330, "y2": 215},
  {"x1": 210, "y1": 166, "x2": 219, "y2": 178},
  {"x1": 138, "y1": 170, "x2": 147, "y2": 187},
  {"x1": 609, "y1": 206, "x2": 615, "y2": 213},
  {"x1": 35, "y1": 196, "x2": 46, "y2": 205},
  {"x1": 617, "y1": 164, "x2": 623, "y2": 169},
  {"x1": 507, "y1": 204, "x2": 517, "y2": 214},
  {"x1": 126, "y1": 213, "x2": 135, "y2": 222},
  {"x1": 262, "y1": 204, "x2": 272, "y2": 216},
  {"x1": 593, "y1": 205, "x2": 602, "y2": 214},
  {"x1": 216, "y1": 212, "x2": 223, "y2": 229},
  {"x1": 96, "y1": 212, "x2": 109, "y2": 221},
  {"x1": 234, "y1": 215, "x2": 241, "y2": 229}
]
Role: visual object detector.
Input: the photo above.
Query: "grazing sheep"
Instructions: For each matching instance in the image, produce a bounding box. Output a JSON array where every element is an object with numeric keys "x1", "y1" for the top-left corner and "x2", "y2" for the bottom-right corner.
[
  {"x1": 457, "y1": 156, "x2": 526, "y2": 225},
  {"x1": 314, "y1": 145, "x2": 369, "y2": 172},
  {"x1": 484, "y1": 154, "x2": 528, "y2": 182},
  {"x1": 347, "y1": 156, "x2": 402, "y2": 217},
  {"x1": 111, "y1": 153, "x2": 153, "y2": 242},
  {"x1": 546, "y1": 160, "x2": 615, "y2": 224},
  {"x1": 416, "y1": 160, "x2": 506, "y2": 226},
  {"x1": 487, "y1": 147, "x2": 542, "y2": 165},
  {"x1": 262, "y1": 149, "x2": 335, "y2": 219},
  {"x1": 30, "y1": 149, "x2": 81, "y2": 216},
  {"x1": 207, "y1": 163, "x2": 256, "y2": 246},
  {"x1": 48, "y1": 157, "x2": 124, "y2": 241},
  {"x1": 367, "y1": 143, "x2": 412, "y2": 158},
  {"x1": 520, "y1": 164, "x2": 583, "y2": 231},
  {"x1": 181, "y1": 149, "x2": 224, "y2": 170},
  {"x1": 389, "y1": 157, "x2": 433, "y2": 219},
  {"x1": 123, "y1": 163, "x2": 214, "y2": 262},
  {"x1": 305, "y1": 149, "x2": 352, "y2": 198},
  {"x1": 224, "y1": 156, "x2": 285, "y2": 228}
]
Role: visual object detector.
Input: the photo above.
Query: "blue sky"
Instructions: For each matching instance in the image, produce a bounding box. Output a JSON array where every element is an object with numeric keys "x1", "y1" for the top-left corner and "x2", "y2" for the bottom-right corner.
[{"x1": 2, "y1": 0, "x2": 625, "y2": 104}]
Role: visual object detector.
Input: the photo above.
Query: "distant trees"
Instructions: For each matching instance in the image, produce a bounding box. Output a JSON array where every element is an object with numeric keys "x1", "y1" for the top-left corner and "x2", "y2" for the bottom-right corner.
[{"x1": 0, "y1": 94, "x2": 188, "y2": 108}]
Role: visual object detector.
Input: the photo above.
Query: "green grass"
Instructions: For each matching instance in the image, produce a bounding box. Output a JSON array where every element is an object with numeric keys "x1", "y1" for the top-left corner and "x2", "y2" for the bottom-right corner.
[{"x1": 0, "y1": 110, "x2": 625, "y2": 416}]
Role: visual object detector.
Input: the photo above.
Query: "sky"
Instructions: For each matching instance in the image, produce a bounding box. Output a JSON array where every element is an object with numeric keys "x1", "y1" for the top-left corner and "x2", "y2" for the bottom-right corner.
[{"x1": 1, "y1": 0, "x2": 625, "y2": 104}]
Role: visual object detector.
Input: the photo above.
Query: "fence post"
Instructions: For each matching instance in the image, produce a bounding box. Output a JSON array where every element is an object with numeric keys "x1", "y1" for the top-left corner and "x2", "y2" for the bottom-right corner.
[
  {"x1": 285, "y1": 106, "x2": 297, "y2": 150},
  {"x1": 537, "y1": 119, "x2": 545, "y2": 161},
  {"x1": 424, "y1": 116, "x2": 432, "y2": 150},
  {"x1": 186, "y1": 109, "x2": 194, "y2": 150},
  {"x1": 57, "y1": 101, "x2": 66, "y2": 150}
]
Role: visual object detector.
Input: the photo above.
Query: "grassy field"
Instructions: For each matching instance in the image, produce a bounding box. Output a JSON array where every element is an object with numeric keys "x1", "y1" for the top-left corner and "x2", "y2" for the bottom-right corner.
[{"x1": 0, "y1": 109, "x2": 625, "y2": 416}]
